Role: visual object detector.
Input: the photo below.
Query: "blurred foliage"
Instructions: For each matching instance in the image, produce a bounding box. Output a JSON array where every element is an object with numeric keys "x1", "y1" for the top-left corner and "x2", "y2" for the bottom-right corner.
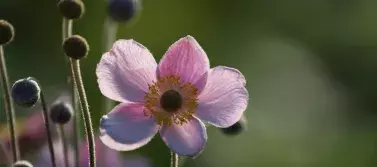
[{"x1": 1, "y1": 0, "x2": 377, "y2": 167}]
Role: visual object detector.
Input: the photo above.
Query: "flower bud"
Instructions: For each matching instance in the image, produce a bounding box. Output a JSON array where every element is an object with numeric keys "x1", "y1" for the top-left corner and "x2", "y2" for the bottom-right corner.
[
  {"x1": 50, "y1": 101, "x2": 73, "y2": 124},
  {"x1": 63, "y1": 35, "x2": 89, "y2": 60},
  {"x1": 108, "y1": 0, "x2": 141, "y2": 22},
  {"x1": 58, "y1": 0, "x2": 85, "y2": 20},
  {"x1": 220, "y1": 116, "x2": 247, "y2": 136},
  {"x1": 13, "y1": 160, "x2": 33, "y2": 167},
  {"x1": 11, "y1": 77, "x2": 41, "y2": 108},
  {"x1": 0, "y1": 20, "x2": 15, "y2": 45}
]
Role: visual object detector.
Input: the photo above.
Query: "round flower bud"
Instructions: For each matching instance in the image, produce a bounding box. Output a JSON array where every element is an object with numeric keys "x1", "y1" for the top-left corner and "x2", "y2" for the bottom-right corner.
[
  {"x1": 11, "y1": 77, "x2": 41, "y2": 108},
  {"x1": 57, "y1": 0, "x2": 85, "y2": 20},
  {"x1": 13, "y1": 160, "x2": 34, "y2": 167},
  {"x1": 49, "y1": 102, "x2": 73, "y2": 124},
  {"x1": 0, "y1": 20, "x2": 15, "y2": 45},
  {"x1": 107, "y1": 0, "x2": 141, "y2": 22},
  {"x1": 220, "y1": 116, "x2": 247, "y2": 136},
  {"x1": 63, "y1": 35, "x2": 89, "y2": 60}
]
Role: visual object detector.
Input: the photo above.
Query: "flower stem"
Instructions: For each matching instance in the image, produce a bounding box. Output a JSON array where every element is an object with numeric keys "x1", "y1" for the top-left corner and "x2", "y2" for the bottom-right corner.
[
  {"x1": 40, "y1": 90, "x2": 57, "y2": 167},
  {"x1": 102, "y1": 17, "x2": 118, "y2": 112},
  {"x1": 63, "y1": 17, "x2": 95, "y2": 167},
  {"x1": 69, "y1": 59, "x2": 96, "y2": 167},
  {"x1": 62, "y1": 18, "x2": 80, "y2": 167},
  {"x1": 0, "y1": 46, "x2": 19, "y2": 162},
  {"x1": 58, "y1": 125, "x2": 69, "y2": 167},
  {"x1": 171, "y1": 151, "x2": 179, "y2": 167}
]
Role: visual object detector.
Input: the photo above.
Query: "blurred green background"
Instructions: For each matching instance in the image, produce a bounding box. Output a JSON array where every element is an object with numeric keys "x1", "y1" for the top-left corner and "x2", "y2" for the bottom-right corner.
[{"x1": 1, "y1": 0, "x2": 377, "y2": 167}]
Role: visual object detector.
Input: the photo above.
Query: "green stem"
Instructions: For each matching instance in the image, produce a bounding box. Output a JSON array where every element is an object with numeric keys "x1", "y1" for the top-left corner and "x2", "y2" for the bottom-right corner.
[
  {"x1": 69, "y1": 59, "x2": 96, "y2": 167},
  {"x1": 0, "y1": 46, "x2": 19, "y2": 162},
  {"x1": 40, "y1": 90, "x2": 57, "y2": 167},
  {"x1": 171, "y1": 151, "x2": 179, "y2": 167},
  {"x1": 63, "y1": 18, "x2": 80, "y2": 167},
  {"x1": 102, "y1": 17, "x2": 118, "y2": 112}
]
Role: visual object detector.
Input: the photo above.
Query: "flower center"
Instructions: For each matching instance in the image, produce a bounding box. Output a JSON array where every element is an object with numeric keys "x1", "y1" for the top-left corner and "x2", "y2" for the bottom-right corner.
[
  {"x1": 143, "y1": 76, "x2": 199, "y2": 126},
  {"x1": 160, "y1": 89, "x2": 182, "y2": 112}
]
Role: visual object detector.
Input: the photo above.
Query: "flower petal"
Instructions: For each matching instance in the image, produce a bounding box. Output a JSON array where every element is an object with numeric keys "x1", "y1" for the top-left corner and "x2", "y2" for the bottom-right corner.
[
  {"x1": 158, "y1": 35, "x2": 210, "y2": 92},
  {"x1": 99, "y1": 103, "x2": 159, "y2": 151},
  {"x1": 96, "y1": 39, "x2": 157, "y2": 103},
  {"x1": 160, "y1": 117, "x2": 207, "y2": 157},
  {"x1": 196, "y1": 66, "x2": 249, "y2": 128}
]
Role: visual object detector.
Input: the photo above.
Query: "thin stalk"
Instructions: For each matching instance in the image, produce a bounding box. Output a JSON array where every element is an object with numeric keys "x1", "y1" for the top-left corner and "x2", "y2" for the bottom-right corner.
[
  {"x1": 40, "y1": 90, "x2": 57, "y2": 167},
  {"x1": 58, "y1": 125, "x2": 69, "y2": 167},
  {"x1": 171, "y1": 151, "x2": 179, "y2": 167},
  {"x1": 69, "y1": 59, "x2": 96, "y2": 167},
  {"x1": 102, "y1": 17, "x2": 118, "y2": 112},
  {"x1": 0, "y1": 46, "x2": 19, "y2": 162},
  {"x1": 62, "y1": 18, "x2": 80, "y2": 167}
]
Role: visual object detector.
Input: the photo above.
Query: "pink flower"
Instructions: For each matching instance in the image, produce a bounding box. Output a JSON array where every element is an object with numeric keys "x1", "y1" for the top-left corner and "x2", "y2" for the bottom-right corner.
[{"x1": 97, "y1": 35, "x2": 249, "y2": 157}]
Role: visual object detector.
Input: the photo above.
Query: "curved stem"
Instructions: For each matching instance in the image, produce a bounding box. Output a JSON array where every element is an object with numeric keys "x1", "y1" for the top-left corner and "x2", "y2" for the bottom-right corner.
[
  {"x1": 102, "y1": 17, "x2": 118, "y2": 112},
  {"x1": 40, "y1": 90, "x2": 57, "y2": 167},
  {"x1": 171, "y1": 151, "x2": 179, "y2": 167},
  {"x1": 58, "y1": 125, "x2": 69, "y2": 167},
  {"x1": 0, "y1": 46, "x2": 19, "y2": 162},
  {"x1": 69, "y1": 59, "x2": 96, "y2": 167},
  {"x1": 63, "y1": 18, "x2": 80, "y2": 167}
]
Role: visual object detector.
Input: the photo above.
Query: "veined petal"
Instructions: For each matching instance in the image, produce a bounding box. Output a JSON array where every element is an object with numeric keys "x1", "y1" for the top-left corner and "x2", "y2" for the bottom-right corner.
[
  {"x1": 158, "y1": 35, "x2": 209, "y2": 92},
  {"x1": 99, "y1": 103, "x2": 159, "y2": 151},
  {"x1": 196, "y1": 66, "x2": 249, "y2": 128},
  {"x1": 160, "y1": 117, "x2": 207, "y2": 157},
  {"x1": 96, "y1": 39, "x2": 157, "y2": 103}
]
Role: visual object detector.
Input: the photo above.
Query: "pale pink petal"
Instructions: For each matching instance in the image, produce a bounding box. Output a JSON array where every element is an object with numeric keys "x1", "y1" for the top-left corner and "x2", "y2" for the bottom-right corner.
[
  {"x1": 160, "y1": 117, "x2": 207, "y2": 157},
  {"x1": 96, "y1": 40, "x2": 157, "y2": 103},
  {"x1": 99, "y1": 103, "x2": 159, "y2": 151},
  {"x1": 158, "y1": 35, "x2": 209, "y2": 92},
  {"x1": 196, "y1": 66, "x2": 249, "y2": 128}
]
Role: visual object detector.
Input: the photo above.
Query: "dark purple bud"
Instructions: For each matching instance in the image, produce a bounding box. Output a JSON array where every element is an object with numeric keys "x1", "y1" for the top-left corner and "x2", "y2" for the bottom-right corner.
[
  {"x1": 108, "y1": 0, "x2": 141, "y2": 22},
  {"x1": 0, "y1": 20, "x2": 15, "y2": 45},
  {"x1": 220, "y1": 116, "x2": 247, "y2": 136},
  {"x1": 11, "y1": 77, "x2": 41, "y2": 108},
  {"x1": 63, "y1": 35, "x2": 89, "y2": 60},
  {"x1": 49, "y1": 101, "x2": 73, "y2": 124},
  {"x1": 58, "y1": 0, "x2": 85, "y2": 20},
  {"x1": 12, "y1": 160, "x2": 33, "y2": 167}
]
